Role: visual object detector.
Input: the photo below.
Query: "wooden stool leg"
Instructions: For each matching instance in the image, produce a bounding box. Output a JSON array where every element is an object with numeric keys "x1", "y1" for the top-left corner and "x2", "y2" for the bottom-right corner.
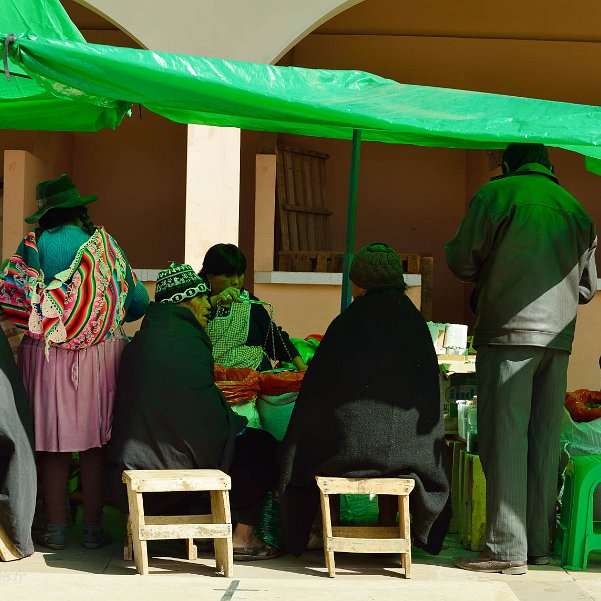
[
  {"x1": 187, "y1": 538, "x2": 198, "y2": 560},
  {"x1": 398, "y1": 494, "x2": 411, "y2": 579},
  {"x1": 319, "y1": 491, "x2": 336, "y2": 577},
  {"x1": 123, "y1": 516, "x2": 133, "y2": 561},
  {"x1": 126, "y1": 486, "x2": 149, "y2": 575},
  {"x1": 211, "y1": 489, "x2": 233, "y2": 577}
]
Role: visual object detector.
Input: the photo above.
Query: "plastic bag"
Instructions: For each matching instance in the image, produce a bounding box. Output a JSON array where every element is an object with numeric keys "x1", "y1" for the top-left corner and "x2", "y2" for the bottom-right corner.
[
  {"x1": 231, "y1": 399, "x2": 262, "y2": 430},
  {"x1": 340, "y1": 494, "x2": 379, "y2": 526},
  {"x1": 257, "y1": 392, "x2": 298, "y2": 441},
  {"x1": 279, "y1": 335, "x2": 321, "y2": 370},
  {"x1": 559, "y1": 407, "x2": 601, "y2": 519},
  {"x1": 255, "y1": 492, "x2": 283, "y2": 550},
  {"x1": 565, "y1": 389, "x2": 601, "y2": 422},
  {"x1": 560, "y1": 407, "x2": 601, "y2": 458},
  {"x1": 259, "y1": 370, "x2": 305, "y2": 396},
  {"x1": 214, "y1": 366, "x2": 260, "y2": 406}
]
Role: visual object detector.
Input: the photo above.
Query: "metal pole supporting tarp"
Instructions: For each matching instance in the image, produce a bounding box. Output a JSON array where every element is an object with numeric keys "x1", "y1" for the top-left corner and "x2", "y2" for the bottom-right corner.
[{"x1": 341, "y1": 128, "x2": 362, "y2": 312}]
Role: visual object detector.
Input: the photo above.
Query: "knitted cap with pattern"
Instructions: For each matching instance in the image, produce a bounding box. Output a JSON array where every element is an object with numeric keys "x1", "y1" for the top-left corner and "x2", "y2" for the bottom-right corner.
[
  {"x1": 155, "y1": 262, "x2": 209, "y2": 304},
  {"x1": 349, "y1": 242, "x2": 406, "y2": 292}
]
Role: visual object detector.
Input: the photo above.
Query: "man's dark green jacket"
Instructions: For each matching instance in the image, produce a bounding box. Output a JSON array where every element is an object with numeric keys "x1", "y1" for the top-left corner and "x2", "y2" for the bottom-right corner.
[{"x1": 446, "y1": 163, "x2": 597, "y2": 351}]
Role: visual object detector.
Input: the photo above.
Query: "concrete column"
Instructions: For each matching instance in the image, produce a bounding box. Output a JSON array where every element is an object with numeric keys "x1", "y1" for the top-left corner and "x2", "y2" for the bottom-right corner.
[
  {"x1": 254, "y1": 154, "x2": 277, "y2": 272},
  {"x1": 185, "y1": 125, "x2": 241, "y2": 271}
]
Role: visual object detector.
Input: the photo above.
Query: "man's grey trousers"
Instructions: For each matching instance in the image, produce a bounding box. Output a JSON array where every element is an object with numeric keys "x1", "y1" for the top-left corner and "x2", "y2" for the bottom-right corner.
[{"x1": 476, "y1": 345, "x2": 569, "y2": 561}]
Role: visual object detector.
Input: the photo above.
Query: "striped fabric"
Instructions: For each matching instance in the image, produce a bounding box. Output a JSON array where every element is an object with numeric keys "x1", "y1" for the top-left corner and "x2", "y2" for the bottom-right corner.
[{"x1": 0, "y1": 227, "x2": 132, "y2": 351}]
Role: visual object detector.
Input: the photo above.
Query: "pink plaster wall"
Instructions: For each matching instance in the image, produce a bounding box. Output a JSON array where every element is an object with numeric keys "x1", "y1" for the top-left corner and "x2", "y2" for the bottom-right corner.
[
  {"x1": 70, "y1": 109, "x2": 187, "y2": 269},
  {"x1": 0, "y1": 116, "x2": 186, "y2": 270},
  {"x1": 569, "y1": 291, "x2": 601, "y2": 392},
  {"x1": 281, "y1": 22, "x2": 601, "y2": 328},
  {"x1": 1, "y1": 133, "x2": 73, "y2": 258},
  {"x1": 254, "y1": 282, "x2": 421, "y2": 339},
  {"x1": 268, "y1": 136, "x2": 469, "y2": 324}
]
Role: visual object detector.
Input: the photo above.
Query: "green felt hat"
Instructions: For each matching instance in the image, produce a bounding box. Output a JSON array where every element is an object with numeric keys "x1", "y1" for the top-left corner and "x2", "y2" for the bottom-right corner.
[{"x1": 25, "y1": 174, "x2": 97, "y2": 224}]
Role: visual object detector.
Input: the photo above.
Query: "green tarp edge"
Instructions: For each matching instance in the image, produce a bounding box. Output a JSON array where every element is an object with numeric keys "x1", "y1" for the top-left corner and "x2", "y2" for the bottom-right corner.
[
  {"x1": 0, "y1": 2, "x2": 128, "y2": 131},
  {"x1": 3, "y1": 32, "x2": 601, "y2": 171}
]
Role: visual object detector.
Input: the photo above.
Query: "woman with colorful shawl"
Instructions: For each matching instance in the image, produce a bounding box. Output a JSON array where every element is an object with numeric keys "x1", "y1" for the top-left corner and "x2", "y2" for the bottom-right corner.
[{"x1": 0, "y1": 174, "x2": 149, "y2": 551}]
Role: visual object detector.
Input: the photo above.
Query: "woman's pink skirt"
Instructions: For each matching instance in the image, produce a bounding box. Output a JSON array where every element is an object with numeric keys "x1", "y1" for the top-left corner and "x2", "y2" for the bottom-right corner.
[{"x1": 19, "y1": 334, "x2": 127, "y2": 452}]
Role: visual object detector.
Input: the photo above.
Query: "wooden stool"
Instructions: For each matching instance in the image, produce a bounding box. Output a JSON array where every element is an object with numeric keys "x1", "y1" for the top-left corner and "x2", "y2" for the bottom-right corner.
[
  {"x1": 122, "y1": 469, "x2": 233, "y2": 576},
  {"x1": 315, "y1": 476, "x2": 415, "y2": 578}
]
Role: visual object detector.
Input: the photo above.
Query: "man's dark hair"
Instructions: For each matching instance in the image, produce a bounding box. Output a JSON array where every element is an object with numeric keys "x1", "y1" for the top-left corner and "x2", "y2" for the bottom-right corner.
[
  {"x1": 502, "y1": 143, "x2": 551, "y2": 172},
  {"x1": 199, "y1": 243, "x2": 247, "y2": 279}
]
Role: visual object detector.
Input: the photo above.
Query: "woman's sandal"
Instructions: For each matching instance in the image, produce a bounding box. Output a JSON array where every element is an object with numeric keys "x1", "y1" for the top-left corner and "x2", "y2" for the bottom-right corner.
[
  {"x1": 233, "y1": 544, "x2": 282, "y2": 561},
  {"x1": 36, "y1": 523, "x2": 68, "y2": 550},
  {"x1": 82, "y1": 525, "x2": 113, "y2": 549}
]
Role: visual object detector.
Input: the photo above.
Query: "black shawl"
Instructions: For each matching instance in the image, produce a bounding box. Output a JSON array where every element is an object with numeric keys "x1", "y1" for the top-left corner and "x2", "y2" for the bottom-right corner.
[
  {"x1": 107, "y1": 303, "x2": 247, "y2": 509},
  {"x1": 0, "y1": 327, "x2": 36, "y2": 558},
  {"x1": 278, "y1": 289, "x2": 450, "y2": 555}
]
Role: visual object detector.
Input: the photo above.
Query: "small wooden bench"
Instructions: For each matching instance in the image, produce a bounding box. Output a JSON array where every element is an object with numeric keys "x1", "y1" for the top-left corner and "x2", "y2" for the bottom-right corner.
[
  {"x1": 122, "y1": 469, "x2": 233, "y2": 576},
  {"x1": 315, "y1": 476, "x2": 415, "y2": 578}
]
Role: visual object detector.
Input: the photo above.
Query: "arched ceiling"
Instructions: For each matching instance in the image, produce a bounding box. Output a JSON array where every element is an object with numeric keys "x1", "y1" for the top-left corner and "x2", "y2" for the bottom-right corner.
[{"x1": 65, "y1": 0, "x2": 364, "y2": 61}]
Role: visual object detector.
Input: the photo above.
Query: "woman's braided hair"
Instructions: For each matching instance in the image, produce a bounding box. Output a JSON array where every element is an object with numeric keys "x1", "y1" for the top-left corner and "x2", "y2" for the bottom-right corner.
[{"x1": 79, "y1": 208, "x2": 96, "y2": 235}]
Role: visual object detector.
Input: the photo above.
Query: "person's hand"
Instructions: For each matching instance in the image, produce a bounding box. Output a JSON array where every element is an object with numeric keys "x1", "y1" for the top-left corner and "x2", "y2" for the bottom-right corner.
[{"x1": 213, "y1": 287, "x2": 242, "y2": 308}]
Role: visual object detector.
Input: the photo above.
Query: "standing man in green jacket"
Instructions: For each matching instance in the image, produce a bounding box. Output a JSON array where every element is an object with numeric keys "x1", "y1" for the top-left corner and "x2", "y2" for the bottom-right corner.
[{"x1": 446, "y1": 143, "x2": 597, "y2": 574}]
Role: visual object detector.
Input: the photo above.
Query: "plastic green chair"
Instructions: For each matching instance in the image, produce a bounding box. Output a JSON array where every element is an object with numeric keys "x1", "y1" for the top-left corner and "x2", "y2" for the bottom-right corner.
[{"x1": 557, "y1": 454, "x2": 601, "y2": 570}]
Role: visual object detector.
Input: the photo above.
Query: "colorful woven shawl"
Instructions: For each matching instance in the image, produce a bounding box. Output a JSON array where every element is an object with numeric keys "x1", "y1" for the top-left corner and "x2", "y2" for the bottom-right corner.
[{"x1": 0, "y1": 227, "x2": 133, "y2": 351}]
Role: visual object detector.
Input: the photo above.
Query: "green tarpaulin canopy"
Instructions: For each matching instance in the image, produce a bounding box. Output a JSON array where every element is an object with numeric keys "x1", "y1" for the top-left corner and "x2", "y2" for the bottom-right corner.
[
  {"x1": 0, "y1": 0, "x2": 127, "y2": 130},
  {"x1": 2, "y1": 10, "x2": 601, "y2": 171},
  {"x1": 3, "y1": 0, "x2": 601, "y2": 309}
]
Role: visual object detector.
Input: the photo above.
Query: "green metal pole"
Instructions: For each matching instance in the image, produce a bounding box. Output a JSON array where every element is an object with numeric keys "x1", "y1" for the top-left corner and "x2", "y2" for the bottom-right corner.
[{"x1": 341, "y1": 129, "x2": 362, "y2": 312}]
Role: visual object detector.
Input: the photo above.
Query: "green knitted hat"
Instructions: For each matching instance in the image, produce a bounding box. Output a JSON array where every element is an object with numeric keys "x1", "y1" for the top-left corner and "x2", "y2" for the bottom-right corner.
[{"x1": 349, "y1": 242, "x2": 406, "y2": 291}]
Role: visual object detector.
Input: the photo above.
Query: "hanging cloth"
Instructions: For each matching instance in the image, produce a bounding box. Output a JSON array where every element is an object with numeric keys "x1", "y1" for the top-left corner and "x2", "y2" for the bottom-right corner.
[
  {"x1": 205, "y1": 298, "x2": 265, "y2": 369},
  {"x1": 0, "y1": 227, "x2": 132, "y2": 352}
]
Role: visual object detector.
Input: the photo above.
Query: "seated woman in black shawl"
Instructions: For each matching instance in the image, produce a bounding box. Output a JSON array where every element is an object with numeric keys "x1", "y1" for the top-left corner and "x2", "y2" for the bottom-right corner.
[
  {"x1": 108, "y1": 263, "x2": 280, "y2": 560},
  {"x1": 278, "y1": 243, "x2": 450, "y2": 556}
]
